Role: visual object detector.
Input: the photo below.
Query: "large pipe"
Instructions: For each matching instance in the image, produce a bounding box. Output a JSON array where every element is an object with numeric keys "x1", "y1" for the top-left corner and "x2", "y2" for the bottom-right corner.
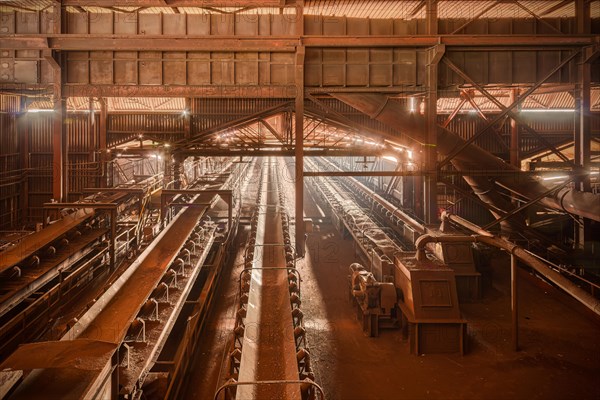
[
  {"x1": 416, "y1": 214, "x2": 600, "y2": 317},
  {"x1": 332, "y1": 93, "x2": 600, "y2": 223}
]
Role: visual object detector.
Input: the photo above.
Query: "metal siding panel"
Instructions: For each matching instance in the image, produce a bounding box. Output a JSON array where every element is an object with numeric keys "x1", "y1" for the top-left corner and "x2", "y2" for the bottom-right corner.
[
  {"x1": 211, "y1": 14, "x2": 234, "y2": 35},
  {"x1": 89, "y1": 12, "x2": 113, "y2": 34},
  {"x1": 163, "y1": 14, "x2": 186, "y2": 35},
  {"x1": 138, "y1": 13, "x2": 162, "y2": 35},
  {"x1": 114, "y1": 12, "x2": 137, "y2": 35},
  {"x1": 186, "y1": 14, "x2": 211, "y2": 35}
]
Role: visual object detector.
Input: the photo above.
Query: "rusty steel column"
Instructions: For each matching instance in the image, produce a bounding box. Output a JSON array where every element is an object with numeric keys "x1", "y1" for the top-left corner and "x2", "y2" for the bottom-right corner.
[
  {"x1": 52, "y1": 98, "x2": 65, "y2": 202},
  {"x1": 18, "y1": 98, "x2": 29, "y2": 225},
  {"x1": 424, "y1": 44, "x2": 444, "y2": 224},
  {"x1": 509, "y1": 89, "x2": 520, "y2": 168},
  {"x1": 184, "y1": 98, "x2": 191, "y2": 140},
  {"x1": 426, "y1": 0, "x2": 438, "y2": 35},
  {"x1": 99, "y1": 98, "x2": 108, "y2": 188},
  {"x1": 295, "y1": 44, "x2": 306, "y2": 257},
  {"x1": 574, "y1": 44, "x2": 593, "y2": 251},
  {"x1": 48, "y1": 3, "x2": 64, "y2": 202},
  {"x1": 511, "y1": 253, "x2": 519, "y2": 352},
  {"x1": 575, "y1": 0, "x2": 591, "y2": 34},
  {"x1": 110, "y1": 208, "x2": 117, "y2": 269}
]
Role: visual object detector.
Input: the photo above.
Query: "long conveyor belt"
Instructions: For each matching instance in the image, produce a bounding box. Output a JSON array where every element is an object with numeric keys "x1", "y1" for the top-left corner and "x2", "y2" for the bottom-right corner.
[
  {"x1": 235, "y1": 159, "x2": 302, "y2": 400},
  {"x1": 3, "y1": 181, "x2": 229, "y2": 400}
]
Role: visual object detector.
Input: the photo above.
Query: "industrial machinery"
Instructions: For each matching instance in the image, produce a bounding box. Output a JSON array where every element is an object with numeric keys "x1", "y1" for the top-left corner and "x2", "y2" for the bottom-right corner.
[
  {"x1": 309, "y1": 157, "x2": 468, "y2": 354},
  {"x1": 394, "y1": 251, "x2": 467, "y2": 355},
  {"x1": 348, "y1": 263, "x2": 398, "y2": 337},
  {"x1": 309, "y1": 157, "x2": 483, "y2": 302}
]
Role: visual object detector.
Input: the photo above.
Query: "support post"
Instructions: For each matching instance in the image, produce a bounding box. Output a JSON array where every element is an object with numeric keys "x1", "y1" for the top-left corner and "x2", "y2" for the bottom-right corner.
[
  {"x1": 295, "y1": 44, "x2": 305, "y2": 257},
  {"x1": 426, "y1": 0, "x2": 438, "y2": 35},
  {"x1": 99, "y1": 98, "x2": 108, "y2": 188},
  {"x1": 423, "y1": 44, "x2": 444, "y2": 224},
  {"x1": 575, "y1": 0, "x2": 591, "y2": 34},
  {"x1": 18, "y1": 97, "x2": 29, "y2": 225},
  {"x1": 48, "y1": 2, "x2": 64, "y2": 202},
  {"x1": 574, "y1": 45, "x2": 593, "y2": 252},
  {"x1": 511, "y1": 253, "x2": 519, "y2": 352},
  {"x1": 184, "y1": 98, "x2": 191, "y2": 140},
  {"x1": 52, "y1": 98, "x2": 65, "y2": 202},
  {"x1": 110, "y1": 208, "x2": 117, "y2": 269},
  {"x1": 509, "y1": 89, "x2": 520, "y2": 168}
]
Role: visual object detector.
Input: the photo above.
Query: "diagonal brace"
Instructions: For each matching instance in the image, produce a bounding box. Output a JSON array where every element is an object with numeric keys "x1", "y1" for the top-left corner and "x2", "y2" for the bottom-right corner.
[{"x1": 439, "y1": 52, "x2": 579, "y2": 168}]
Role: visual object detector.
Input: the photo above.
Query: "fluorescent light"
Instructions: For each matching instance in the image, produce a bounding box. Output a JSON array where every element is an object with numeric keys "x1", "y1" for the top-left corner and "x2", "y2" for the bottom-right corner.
[
  {"x1": 521, "y1": 109, "x2": 575, "y2": 113},
  {"x1": 383, "y1": 156, "x2": 398, "y2": 163},
  {"x1": 27, "y1": 109, "x2": 53, "y2": 113},
  {"x1": 409, "y1": 97, "x2": 418, "y2": 113},
  {"x1": 542, "y1": 175, "x2": 568, "y2": 181},
  {"x1": 407, "y1": 150, "x2": 413, "y2": 160}
]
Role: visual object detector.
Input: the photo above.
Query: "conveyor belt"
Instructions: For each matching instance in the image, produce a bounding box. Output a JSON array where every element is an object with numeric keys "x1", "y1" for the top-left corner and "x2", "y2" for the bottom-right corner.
[
  {"x1": 0, "y1": 191, "x2": 131, "y2": 276},
  {"x1": 236, "y1": 160, "x2": 302, "y2": 400},
  {"x1": 6, "y1": 190, "x2": 218, "y2": 400},
  {"x1": 0, "y1": 228, "x2": 108, "y2": 319},
  {"x1": 0, "y1": 209, "x2": 96, "y2": 275}
]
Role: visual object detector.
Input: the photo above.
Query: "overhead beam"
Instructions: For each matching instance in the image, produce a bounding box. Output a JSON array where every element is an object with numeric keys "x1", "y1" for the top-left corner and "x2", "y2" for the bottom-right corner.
[
  {"x1": 176, "y1": 149, "x2": 390, "y2": 157},
  {"x1": 63, "y1": 85, "x2": 297, "y2": 98},
  {"x1": 304, "y1": 171, "x2": 428, "y2": 177},
  {"x1": 2, "y1": 35, "x2": 597, "y2": 52},
  {"x1": 302, "y1": 35, "x2": 597, "y2": 48},
  {"x1": 63, "y1": 0, "x2": 295, "y2": 6}
]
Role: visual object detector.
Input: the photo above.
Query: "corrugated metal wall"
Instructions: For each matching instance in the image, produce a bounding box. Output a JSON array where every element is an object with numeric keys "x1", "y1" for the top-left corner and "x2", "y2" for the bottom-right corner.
[
  {"x1": 27, "y1": 112, "x2": 54, "y2": 221},
  {"x1": 1, "y1": 94, "x2": 597, "y2": 229},
  {"x1": 0, "y1": 95, "x2": 21, "y2": 229},
  {"x1": 192, "y1": 98, "x2": 290, "y2": 134},
  {"x1": 108, "y1": 113, "x2": 184, "y2": 146},
  {"x1": 65, "y1": 112, "x2": 99, "y2": 200}
]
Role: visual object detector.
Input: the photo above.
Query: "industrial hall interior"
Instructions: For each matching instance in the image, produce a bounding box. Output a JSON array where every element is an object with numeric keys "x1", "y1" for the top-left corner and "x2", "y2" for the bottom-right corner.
[{"x1": 0, "y1": 0, "x2": 599, "y2": 399}]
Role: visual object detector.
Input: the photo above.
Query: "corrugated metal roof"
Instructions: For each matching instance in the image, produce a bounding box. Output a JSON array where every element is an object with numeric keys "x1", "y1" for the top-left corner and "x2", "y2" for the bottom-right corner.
[
  {"x1": 25, "y1": 97, "x2": 187, "y2": 112},
  {"x1": 0, "y1": 1, "x2": 54, "y2": 12},
  {"x1": 305, "y1": 1, "x2": 424, "y2": 19},
  {"x1": 592, "y1": 89, "x2": 600, "y2": 111},
  {"x1": 436, "y1": 88, "x2": 600, "y2": 113},
  {"x1": 304, "y1": 0, "x2": 585, "y2": 18},
  {"x1": 5, "y1": 0, "x2": 596, "y2": 18},
  {"x1": 108, "y1": 97, "x2": 186, "y2": 112}
]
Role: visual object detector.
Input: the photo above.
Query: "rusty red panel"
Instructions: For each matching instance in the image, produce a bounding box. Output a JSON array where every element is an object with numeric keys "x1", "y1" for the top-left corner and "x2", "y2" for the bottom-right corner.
[{"x1": 0, "y1": 95, "x2": 21, "y2": 228}]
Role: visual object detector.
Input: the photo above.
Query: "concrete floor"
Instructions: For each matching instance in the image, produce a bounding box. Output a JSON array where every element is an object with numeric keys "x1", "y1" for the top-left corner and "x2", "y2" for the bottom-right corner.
[{"x1": 181, "y1": 184, "x2": 600, "y2": 400}]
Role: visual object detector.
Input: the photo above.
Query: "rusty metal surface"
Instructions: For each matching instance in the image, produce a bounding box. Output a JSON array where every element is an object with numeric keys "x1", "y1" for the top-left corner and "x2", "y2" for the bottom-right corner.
[
  {"x1": 4, "y1": 195, "x2": 211, "y2": 399},
  {"x1": 0, "y1": 228, "x2": 107, "y2": 318},
  {"x1": 237, "y1": 164, "x2": 301, "y2": 400},
  {"x1": 0, "y1": 209, "x2": 96, "y2": 275},
  {"x1": 0, "y1": 339, "x2": 116, "y2": 372},
  {"x1": 77, "y1": 204, "x2": 207, "y2": 343},
  {"x1": 4, "y1": 339, "x2": 117, "y2": 400}
]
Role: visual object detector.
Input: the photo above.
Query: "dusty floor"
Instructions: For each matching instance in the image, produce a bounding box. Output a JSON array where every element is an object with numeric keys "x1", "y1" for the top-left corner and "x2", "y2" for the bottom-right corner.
[{"x1": 182, "y1": 181, "x2": 600, "y2": 400}]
